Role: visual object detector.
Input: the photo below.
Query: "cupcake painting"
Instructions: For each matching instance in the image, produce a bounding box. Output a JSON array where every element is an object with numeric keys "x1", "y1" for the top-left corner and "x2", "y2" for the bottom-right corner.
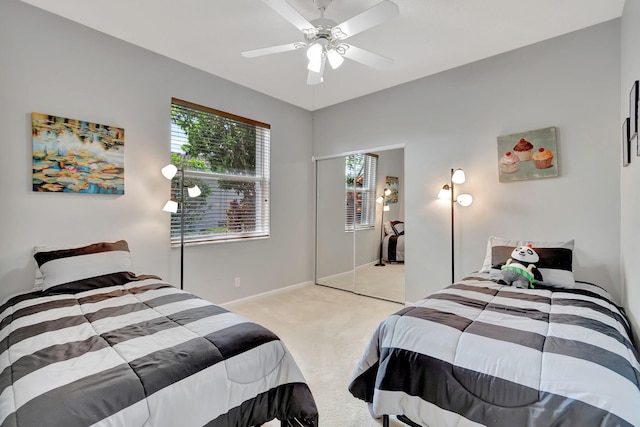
[
  {"x1": 531, "y1": 147, "x2": 554, "y2": 169},
  {"x1": 499, "y1": 151, "x2": 520, "y2": 173},
  {"x1": 497, "y1": 126, "x2": 558, "y2": 182},
  {"x1": 512, "y1": 138, "x2": 533, "y2": 161}
]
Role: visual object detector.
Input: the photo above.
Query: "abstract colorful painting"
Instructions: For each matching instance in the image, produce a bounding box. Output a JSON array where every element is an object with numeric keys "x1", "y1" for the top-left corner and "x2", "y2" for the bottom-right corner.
[
  {"x1": 32, "y1": 113, "x2": 124, "y2": 194},
  {"x1": 385, "y1": 176, "x2": 399, "y2": 203}
]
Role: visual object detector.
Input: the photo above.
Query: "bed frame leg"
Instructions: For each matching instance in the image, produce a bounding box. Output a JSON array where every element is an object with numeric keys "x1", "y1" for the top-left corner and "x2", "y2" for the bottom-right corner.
[
  {"x1": 397, "y1": 414, "x2": 422, "y2": 427},
  {"x1": 382, "y1": 414, "x2": 389, "y2": 427}
]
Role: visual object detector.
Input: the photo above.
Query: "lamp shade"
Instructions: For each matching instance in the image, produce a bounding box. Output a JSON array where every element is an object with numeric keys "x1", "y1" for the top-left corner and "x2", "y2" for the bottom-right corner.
[
  {"x1": 161, "y1": 164, "x2": 178, "y2": 180},
  {"x1": 456, "y1": 193, "x2": 473, "y2": 207},
  {"x1": 187, "y1": 185, "x2": 201, "y2": 198},
  {"x1": 451, "y1": 168, "x2": 466, "y2": 184},
  {"x1": 438, "y1": 184, "x2": 451, "y2": 200},
  {"x1": 163, "y1": 200, "x2": 178, "y2": 213},
  {"x1": 383, "y1": 205, "x2": 390, "y2": 212},
  {"x1": 307, "y1": 57, "x2": 323, "y2": 72},
  {"x1": 306, "y1": 42, "x2": 323, "y2": 62},
  {"x1": 327, "y1": 48, "x2": 344, "y2": 69}
]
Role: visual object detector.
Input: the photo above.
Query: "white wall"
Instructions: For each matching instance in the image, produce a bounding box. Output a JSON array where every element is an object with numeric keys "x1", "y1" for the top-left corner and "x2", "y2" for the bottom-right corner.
[
  {"x1": 621, "y1": 0, "x2": 640, "y2": 344},
  {"x1": 0, "y1": 0, "x2": 314, "y2": 304},
  {"x1": 314, "y1": 20, "x2": 622, "y2": 304}
]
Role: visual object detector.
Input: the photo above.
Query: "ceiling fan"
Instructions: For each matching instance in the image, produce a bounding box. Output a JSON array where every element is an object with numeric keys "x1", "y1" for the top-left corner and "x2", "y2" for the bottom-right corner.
[{"x1": 241, "y1": 0, "x2": 399, "y2": 85}]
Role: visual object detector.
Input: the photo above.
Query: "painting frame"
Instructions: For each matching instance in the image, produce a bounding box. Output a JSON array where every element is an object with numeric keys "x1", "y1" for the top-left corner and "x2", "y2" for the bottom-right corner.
[
  {"x1": 631, "y1": 80, "x2": 639, "y2": 140},
  {"x1": 385, "y1": 176, "x2": 399, "y2": 204},
  {"x1": 623, "y1": 117, "x2": 631, "y2": 167},
  {"x1": 32, "y1": 112, "x2": 125, "y2": 194},
  {"x1": 497, "y1": 126, "x2": 558, "y2": 182}
]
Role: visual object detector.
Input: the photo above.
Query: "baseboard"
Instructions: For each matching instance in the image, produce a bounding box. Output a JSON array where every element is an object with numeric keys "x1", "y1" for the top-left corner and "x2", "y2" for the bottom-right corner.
[{"x1": 220, "y1": 281, "x2": 314, "y2": 308}]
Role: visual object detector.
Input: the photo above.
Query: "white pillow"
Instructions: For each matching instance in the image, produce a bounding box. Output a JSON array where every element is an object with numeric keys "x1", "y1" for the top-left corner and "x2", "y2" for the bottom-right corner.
[
  {"x1": 383, "y1": 221, "x2": 395, "y2": 236},
  {"x1": 480, "y1": 236, "x2": 575, "y2": 288},
  {"x1": 33, "y1": 240, "x2": 133, "y2": 292},
  {"x1": 33, "y1": 241, "x2": 98, "y2": 290},
  {"x1": 392, "y1": 221, "x2": 405, "y2": 235}
]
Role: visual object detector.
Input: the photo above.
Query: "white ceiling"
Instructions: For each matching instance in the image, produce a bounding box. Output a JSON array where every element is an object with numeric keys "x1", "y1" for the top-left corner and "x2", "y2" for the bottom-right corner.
[{"x1": 21, "y1": 0, "x2": 624, "y2": 111}]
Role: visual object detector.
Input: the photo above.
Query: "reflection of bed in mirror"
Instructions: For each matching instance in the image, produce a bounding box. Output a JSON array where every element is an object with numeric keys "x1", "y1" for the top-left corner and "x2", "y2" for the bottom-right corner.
[{"x1": 382, "y1": 221, "x2": 404, "y2": 262}]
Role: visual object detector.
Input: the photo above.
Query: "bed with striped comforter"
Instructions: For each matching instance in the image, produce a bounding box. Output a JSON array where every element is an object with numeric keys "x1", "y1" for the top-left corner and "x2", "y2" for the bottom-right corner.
[
  {"x1": 349, "y1": 274, "x2": 640, "y2": 427},
  {"x1": 0, "y1": 273, "x2": 318, "y2": 427}
]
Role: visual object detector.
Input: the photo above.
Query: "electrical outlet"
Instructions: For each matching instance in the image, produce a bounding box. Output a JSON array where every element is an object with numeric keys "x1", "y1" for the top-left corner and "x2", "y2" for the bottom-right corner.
[{"x1": 234, "y1": 277, "x2": 241, "y2": 288}]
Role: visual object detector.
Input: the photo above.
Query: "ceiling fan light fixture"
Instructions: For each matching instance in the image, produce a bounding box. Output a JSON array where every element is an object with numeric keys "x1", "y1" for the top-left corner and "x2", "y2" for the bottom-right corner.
[
  {"x1": 307, "y1": 57, "x2": 323, "y2": 72},
  {"x1": 331, "y1": 26, "x2": 347, "y2": 40},
  {"x1": 306, "y1": 42, "x2": 323, "y2": 61},
  {"x1": 307, "y1": 56, "x2": 326, "y2": 85},
  {"x1": 327, "y1": 48, "x2": 344, "y2": 69},
  {"x1": 244, "y1": 0, "x2": 400, "y2": 83}
]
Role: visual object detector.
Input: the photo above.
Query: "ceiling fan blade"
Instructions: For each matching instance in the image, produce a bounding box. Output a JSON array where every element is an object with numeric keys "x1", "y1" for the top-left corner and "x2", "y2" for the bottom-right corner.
[
  {"x1": 307, "y1": 56, "x2": 326, "y2": 85},
  {"x1": 332, "y1": 0, "x2": 399, "y2": 40},
  {"x1": 342, "y1": 45, "x2": 393, "y2": 69},
  {"x1": 262, "y1": 0, "x2": 316, "y2": 35},
  {"x1": 241, "y1": 42, "x2": 304, "y2": 58}
]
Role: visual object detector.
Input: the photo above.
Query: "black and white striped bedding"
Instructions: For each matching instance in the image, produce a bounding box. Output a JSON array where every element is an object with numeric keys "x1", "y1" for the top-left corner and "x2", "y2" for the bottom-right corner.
[
  {"x1": 382, "y1": 222, "x2": 404, "y2": 263},
  {"x1": 349, "y1": 274, "x2": 640, "y2": 427},
  {"x1": 0, "y1": 272, "x2": 318, "y2": 427},
  {"x1": 382, "y1": 235, "x2": 404, "y2": 263}
]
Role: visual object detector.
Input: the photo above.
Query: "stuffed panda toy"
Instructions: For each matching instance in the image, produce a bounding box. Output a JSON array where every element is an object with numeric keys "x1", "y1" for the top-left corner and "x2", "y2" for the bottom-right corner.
[{"x1": 499, "y1": 245, "x2": 543, "y2": 289}]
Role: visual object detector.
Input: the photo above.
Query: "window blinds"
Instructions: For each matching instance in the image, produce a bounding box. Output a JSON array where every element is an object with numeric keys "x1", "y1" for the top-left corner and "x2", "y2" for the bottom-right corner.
[
  {"x1": 169, "y1": 98, "x2": 270, "y2": 244},
  {"x1": 345, "y1": 153, "x2": 378, "y2": 231}
]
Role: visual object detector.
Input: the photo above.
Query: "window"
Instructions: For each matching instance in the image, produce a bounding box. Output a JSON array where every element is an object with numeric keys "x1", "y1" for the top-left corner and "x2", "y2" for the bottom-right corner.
[
  {"x1": 169, "y1": 98, "x2": 270, "y2": 244},
  {"x1": 345, "y1": 153, "x2": 378, "y2": 231}
]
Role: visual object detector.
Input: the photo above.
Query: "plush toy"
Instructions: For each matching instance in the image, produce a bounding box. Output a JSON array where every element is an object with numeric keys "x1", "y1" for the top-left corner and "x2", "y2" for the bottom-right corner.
[{"x1": 500, "y1": 244, "x2": 543, "y2": 289}]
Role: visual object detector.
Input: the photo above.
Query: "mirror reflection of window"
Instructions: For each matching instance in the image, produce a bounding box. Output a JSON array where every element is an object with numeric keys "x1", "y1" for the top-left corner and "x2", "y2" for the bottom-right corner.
[{"x1": 345, "y1": 153, "x2": 378, "y2": 231}]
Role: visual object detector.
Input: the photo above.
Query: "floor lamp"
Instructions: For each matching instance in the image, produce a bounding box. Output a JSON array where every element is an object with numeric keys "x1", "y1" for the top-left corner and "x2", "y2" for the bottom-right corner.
[
  {"x1": 438, "y1": 168, "x2": 473, "y2": 283},
  {"x1": 375, "y1": 188, "x2": 391, "y2": 267},
  {"x1": 161, "y1": 163, "x2": 200, "y2": 290}
]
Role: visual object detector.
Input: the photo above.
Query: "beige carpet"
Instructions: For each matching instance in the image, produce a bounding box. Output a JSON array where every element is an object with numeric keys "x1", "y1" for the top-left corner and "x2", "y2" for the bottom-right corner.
[
  {"x1": 225, "y1": 284, "x2": 408, "y2": 427},
  {"x1": 355, "y1": 263, "x2": 405, "y2": 303},
  {"x1": 317, "y1": 262, "x2": 405, "y2": 303}
]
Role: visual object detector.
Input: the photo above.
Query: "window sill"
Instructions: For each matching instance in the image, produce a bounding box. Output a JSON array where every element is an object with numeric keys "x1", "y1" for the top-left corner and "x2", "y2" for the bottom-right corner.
[{"x1": 170, "y1": 235, "x2": 270, "y2": 247}]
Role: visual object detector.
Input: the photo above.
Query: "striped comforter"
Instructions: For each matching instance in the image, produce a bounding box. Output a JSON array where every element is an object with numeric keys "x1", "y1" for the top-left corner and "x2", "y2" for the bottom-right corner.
[
  {"x1": 0, "y1": 273, "x2": 318, "y2": 427},
  {"x1": 349, "y1": 274, "x2": 640, "y2": 427}
]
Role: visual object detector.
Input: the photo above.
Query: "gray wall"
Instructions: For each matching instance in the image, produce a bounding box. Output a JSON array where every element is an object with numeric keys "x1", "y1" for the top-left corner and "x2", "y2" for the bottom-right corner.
[
  {"x1": 313, "y1": 20, "x2": 622, "y2": 303},
  {"x1": 1, "y1": 0, "x2": 628, "y2": 327},
  {"x1": 0, "y1": 0, "x2": 314, "y2": 304},
  {"x1": 621, "y1": 0, "x2": 640, "y2": 344}
]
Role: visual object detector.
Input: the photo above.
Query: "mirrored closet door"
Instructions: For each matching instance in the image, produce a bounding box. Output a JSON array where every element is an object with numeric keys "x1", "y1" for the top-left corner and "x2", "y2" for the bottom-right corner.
[
  {"x1": 315, "y1": 148, "x2": 405, "y2": 303},
  {"x1": 316, "y1": 156, "x2": 355, "y2": 292}
]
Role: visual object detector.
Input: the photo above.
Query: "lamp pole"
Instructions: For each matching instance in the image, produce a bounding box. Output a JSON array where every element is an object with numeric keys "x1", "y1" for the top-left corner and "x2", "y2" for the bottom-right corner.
[
  {"x1": 439, "y1": 168, "x2": 471, "y2": 285},
  {"x1": 162, "y1": 160, "x2": 200, "y2": 292},
  {"x1": 375, "y1": 199, "x2": 386, "y2": 267},
  {"x1": 179, "y1": 166, "x2": 185, "y2": 290},
  {"x1": 450, "y1": 168, "x2": 455, "y2": 284}
]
